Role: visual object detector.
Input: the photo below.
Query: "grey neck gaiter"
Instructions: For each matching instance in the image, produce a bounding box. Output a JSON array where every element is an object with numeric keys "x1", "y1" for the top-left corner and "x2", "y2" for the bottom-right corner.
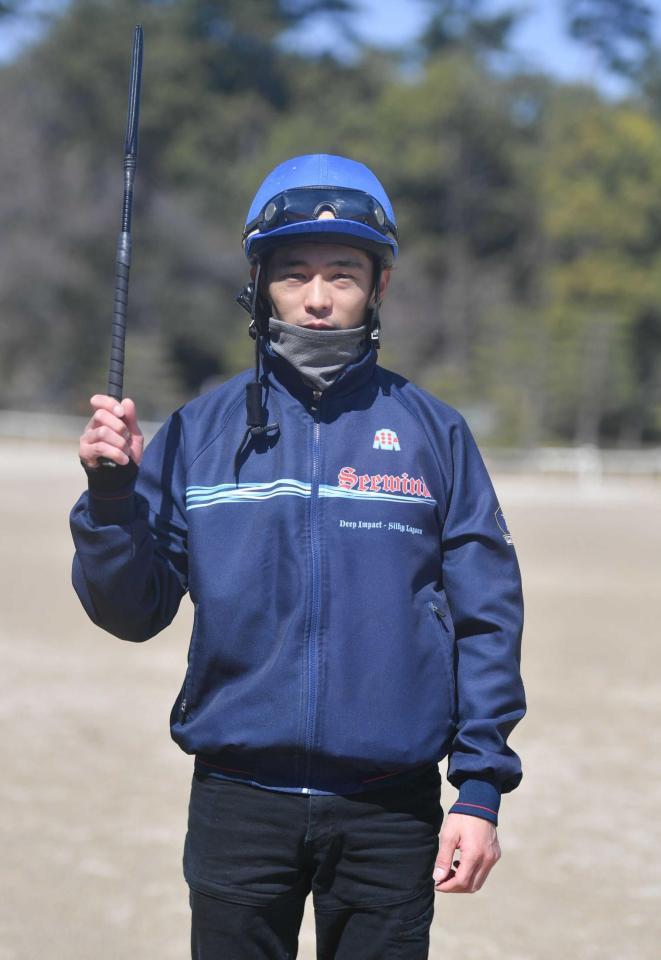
[{"x1": 268, "y1": 318, "x2": 368, "y2": 392}]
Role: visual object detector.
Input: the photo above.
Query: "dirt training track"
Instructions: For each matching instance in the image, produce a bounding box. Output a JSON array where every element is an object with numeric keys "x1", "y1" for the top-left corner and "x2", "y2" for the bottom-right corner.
[{"x1": 1, "y1": 440, "x2": 659, "y2": 960}]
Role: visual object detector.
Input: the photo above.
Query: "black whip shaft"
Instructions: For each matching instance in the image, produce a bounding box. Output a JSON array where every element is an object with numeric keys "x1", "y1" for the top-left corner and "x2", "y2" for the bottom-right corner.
[{"x1": 106, "y1": 24, "x2": 143, "y2": 401}]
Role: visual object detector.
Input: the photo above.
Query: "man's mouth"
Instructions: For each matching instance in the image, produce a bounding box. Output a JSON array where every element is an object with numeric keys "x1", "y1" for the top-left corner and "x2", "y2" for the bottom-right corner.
[{"x1": 302, "y1": 320, "x2": 334, "y2": 330}]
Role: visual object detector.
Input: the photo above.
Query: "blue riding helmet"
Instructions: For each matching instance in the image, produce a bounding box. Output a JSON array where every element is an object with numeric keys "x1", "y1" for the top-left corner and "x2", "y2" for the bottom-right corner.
[{"x1": 243, "y1": 154, "x2": 398, "y2": 266}]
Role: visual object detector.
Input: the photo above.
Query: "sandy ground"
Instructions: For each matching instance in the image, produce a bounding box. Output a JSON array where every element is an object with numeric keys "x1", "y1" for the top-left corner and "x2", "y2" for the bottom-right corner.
[{"x1": 1, "y1": 439, "x2": 659, "y2": 960}]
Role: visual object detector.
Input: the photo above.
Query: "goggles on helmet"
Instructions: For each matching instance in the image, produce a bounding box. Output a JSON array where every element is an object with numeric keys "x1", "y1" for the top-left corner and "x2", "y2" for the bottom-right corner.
[{"x1": 243, "y1": 187, "x2": 399, "y2": 246}]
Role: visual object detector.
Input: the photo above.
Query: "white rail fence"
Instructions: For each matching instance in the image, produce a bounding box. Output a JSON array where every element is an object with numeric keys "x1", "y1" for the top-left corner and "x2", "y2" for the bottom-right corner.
[
  {"x1": 1, "y1": 410, "x2": 660, "y2": 479},
  {"x1": 0, "y1": 410, "x2": 163, "y2": 444}
]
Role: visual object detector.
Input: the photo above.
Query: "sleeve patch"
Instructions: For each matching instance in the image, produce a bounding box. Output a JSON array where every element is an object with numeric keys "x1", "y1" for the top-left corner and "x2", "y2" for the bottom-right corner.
[{"x1": 495, "y1": 506, "x2": 514, "y2": 545}]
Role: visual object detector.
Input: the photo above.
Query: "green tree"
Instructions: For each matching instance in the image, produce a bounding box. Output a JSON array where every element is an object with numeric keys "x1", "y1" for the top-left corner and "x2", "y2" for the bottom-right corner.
[
  {"x1": 563, "y1": 0, "x2": 654, "y2": 77},
  {"x1": 2, "y1": 0, "x2": 661, "y2": 444},
  {"x1": 0, "y1": 0, "x2": 361, "y2": 415},
  {"x1": 540, "y1": 87, "x2": 661, "y2": 443},
  {"x1": 357, "y1": 51, "x2": 541, "y2": 432},
  {"x1": 420, "y1": 0, "x2": 520, "y2": 57}
]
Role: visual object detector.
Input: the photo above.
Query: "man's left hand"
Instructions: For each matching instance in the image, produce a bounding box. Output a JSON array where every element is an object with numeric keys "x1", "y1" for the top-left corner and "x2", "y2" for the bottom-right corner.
[{"x1": 433, "y1": 813, "x2": 501, "y2": 893}]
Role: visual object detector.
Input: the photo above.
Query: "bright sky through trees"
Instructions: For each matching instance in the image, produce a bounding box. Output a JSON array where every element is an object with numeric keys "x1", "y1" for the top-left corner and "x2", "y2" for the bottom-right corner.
[
  {"x1": 2, "y1": 0, "x2": 658, "y2": 95},
  {"x1": 281, "y1": 0, "x2": 660, "y2": 95}
]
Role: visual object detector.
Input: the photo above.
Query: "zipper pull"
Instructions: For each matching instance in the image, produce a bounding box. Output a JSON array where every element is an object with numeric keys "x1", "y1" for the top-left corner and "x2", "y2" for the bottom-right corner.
[
  {"x1": 179, "y1": 698, "x2": 187, "y2": 722},
  {"x1": 311, "y1": 389, "x2": 322, "y2": 413},
  {"x1": 431, "y1": 602, "x2": 446, "y2": 619}
]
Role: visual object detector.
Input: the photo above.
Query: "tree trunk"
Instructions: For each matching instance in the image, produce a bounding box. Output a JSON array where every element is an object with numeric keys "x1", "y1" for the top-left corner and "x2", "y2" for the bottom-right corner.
[{"x1": 574, "y1": 315, "x2": 613, "y2": 446}]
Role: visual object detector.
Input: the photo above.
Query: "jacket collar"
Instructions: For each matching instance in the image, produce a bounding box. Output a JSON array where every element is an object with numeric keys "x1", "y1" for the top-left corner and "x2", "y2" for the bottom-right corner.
[{"x1": 261, "y1": 338, "x2": 378, "y2": 405}]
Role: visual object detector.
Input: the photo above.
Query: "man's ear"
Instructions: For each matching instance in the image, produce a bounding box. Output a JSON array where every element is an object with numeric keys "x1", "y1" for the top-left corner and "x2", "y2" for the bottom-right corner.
[
  {"x1": 370, "y1": 267, "x2": 392, "y2": 304},
  {"x1": 379, "y1": 268, "x2": 392, "y2": 301}
]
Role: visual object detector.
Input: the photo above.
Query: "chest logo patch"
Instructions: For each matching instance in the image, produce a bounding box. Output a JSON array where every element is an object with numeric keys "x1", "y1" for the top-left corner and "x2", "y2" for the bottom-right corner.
[
  {"x1": 338, "y1": 466, "x2": 431, "y2": 499},
  {"x1": 373, "y1": 428, "x2": 401, "y2": 451}
]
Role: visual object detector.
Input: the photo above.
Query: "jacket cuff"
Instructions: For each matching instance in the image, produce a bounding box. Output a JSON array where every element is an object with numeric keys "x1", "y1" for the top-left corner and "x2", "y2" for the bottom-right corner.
[
  {"x1": 84, "y1": 460, "x2": 138, "y2": 525},
  {"x1": 448, "y1": 779, "x2": 500, "y2": 825}
]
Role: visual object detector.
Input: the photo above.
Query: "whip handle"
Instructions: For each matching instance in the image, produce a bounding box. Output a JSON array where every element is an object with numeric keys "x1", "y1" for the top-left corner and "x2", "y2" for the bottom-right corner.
[{"x1": 106, "y1": 232, "x2": 132, "y2": 401}]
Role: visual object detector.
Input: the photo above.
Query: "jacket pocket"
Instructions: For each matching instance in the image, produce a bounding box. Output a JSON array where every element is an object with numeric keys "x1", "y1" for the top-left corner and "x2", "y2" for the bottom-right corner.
[{"x1": 428, "y1": 597, "x2": 457, "y2": 722}]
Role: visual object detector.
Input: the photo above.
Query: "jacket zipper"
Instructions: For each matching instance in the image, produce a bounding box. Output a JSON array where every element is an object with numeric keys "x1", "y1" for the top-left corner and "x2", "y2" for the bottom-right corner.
[
  {"x1": 303, "y1": 389, "x2": 323, "y2": 790},
  {"x1": 179, "y1": 605, "x2": 199, "y2": 723}
]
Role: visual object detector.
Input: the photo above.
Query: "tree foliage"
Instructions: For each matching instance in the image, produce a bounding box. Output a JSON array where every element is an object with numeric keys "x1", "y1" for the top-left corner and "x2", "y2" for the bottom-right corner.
[
  {"x1": 563, "y1": 0, "x2": 654, "y2": 77},
  {"x1": 1, "y1": 0, "x2": 660, "y2": 445},
  {"x1": 420, "y1": 0, "x2": 519, "y2": 56}
]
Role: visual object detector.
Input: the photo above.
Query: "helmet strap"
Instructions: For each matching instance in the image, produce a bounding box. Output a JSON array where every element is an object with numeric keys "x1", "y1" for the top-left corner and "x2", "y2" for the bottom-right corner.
[
  {"x1": 234, "y1": 260, "x2": 280, "y2": 480},
  {"x1": 236, "y1": 261, "x2": 270, "y2": 340},
  {"x1": 367, "y1": 262, "x2": 382, "y2": 349}
]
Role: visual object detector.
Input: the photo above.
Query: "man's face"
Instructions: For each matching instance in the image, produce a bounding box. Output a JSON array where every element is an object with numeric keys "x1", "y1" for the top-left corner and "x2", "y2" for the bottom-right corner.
[{"x1": 265, "y1": 242, "x2": 389, "y2": 330}]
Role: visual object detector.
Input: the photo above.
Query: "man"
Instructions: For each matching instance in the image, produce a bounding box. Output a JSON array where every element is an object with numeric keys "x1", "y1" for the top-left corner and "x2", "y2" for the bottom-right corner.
[{"x1": 71, "y1": 154, "x2": 525, "y2": 959}]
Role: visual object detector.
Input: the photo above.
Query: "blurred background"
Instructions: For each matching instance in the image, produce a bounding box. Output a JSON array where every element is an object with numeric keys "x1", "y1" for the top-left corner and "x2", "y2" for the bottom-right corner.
[
  {"x1": 1, "y1": 2, "x2": 660, "y2": 959},
  {"x1": 2, "y1": 0, "x2": 661, "y2": 447}
]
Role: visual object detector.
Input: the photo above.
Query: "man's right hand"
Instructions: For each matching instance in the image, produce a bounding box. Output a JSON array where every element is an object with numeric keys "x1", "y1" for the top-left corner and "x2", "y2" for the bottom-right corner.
[{"x1": 79, "y1": 395, "x2": 144, "y2": 470}]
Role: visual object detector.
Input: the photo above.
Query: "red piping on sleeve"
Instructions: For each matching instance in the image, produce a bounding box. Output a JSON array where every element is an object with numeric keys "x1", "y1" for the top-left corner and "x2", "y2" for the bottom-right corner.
[{"x1": 452, "y1": 801, "x2": 497, "y2": 815}]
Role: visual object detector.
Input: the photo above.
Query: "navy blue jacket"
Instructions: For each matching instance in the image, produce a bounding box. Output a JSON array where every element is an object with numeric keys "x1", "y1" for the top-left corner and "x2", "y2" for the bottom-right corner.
[{"x1": 70, "y1": 347, "x2": 525, "y2": 824}]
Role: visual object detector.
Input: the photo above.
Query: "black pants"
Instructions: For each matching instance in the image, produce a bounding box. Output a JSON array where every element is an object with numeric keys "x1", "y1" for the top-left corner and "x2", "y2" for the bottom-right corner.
[{"x1": 184, "y1": 764, "x2": 443, "y2": 959}]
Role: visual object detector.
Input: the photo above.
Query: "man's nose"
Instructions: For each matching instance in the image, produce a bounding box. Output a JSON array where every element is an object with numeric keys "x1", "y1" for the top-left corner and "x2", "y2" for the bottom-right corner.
[{"x1": 304, "y1": 275, "x2": 332, "y2": 314}]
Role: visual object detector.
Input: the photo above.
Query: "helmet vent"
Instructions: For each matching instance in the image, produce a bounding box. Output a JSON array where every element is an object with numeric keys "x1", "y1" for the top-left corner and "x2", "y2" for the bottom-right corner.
[{"x1": 314, "y1": 204, "x2": 337, "y2": 219}]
